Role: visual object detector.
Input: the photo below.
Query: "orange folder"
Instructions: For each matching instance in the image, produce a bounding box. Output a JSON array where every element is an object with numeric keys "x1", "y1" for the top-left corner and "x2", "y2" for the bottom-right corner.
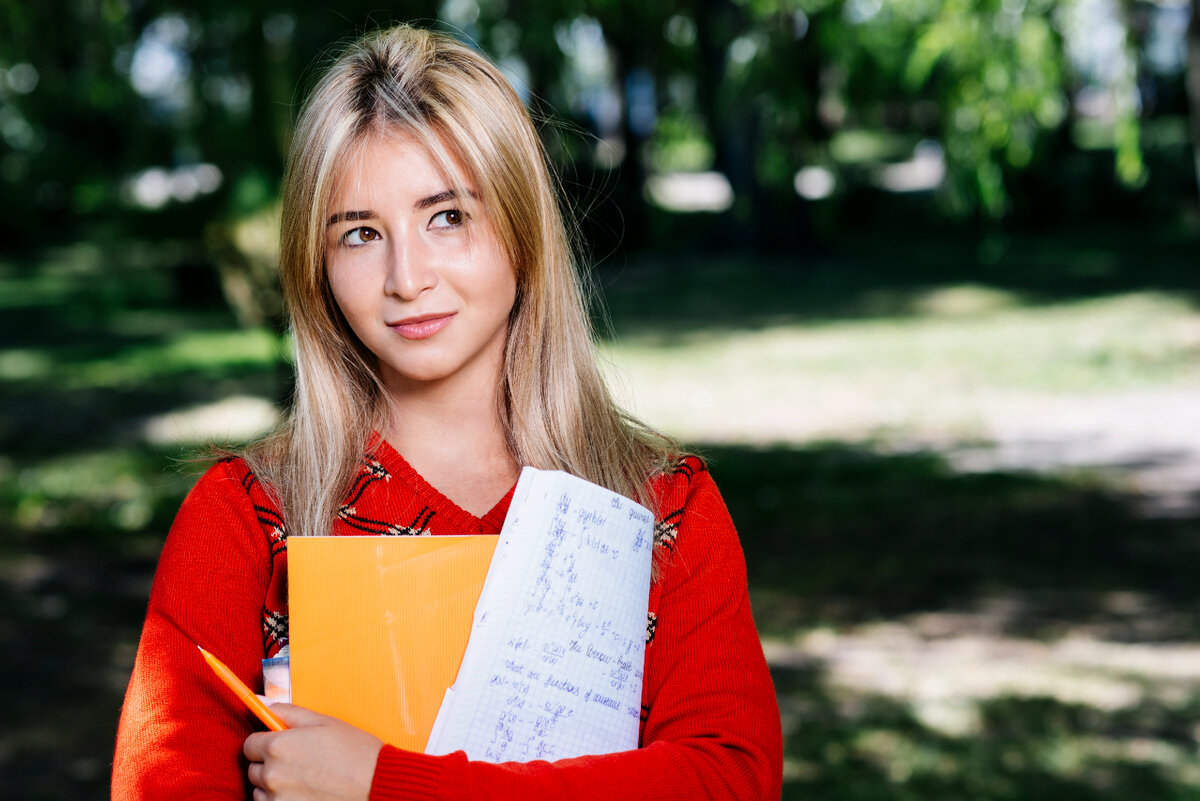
[{"x1": 288, "y1": 535, "x2": 498, "y2": 752}]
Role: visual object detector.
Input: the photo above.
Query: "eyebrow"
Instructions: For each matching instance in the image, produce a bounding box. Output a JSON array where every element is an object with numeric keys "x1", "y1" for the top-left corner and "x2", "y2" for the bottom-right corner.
[
  {"x1": 414, "y1": 189, "x2": 459, "y2": 210},
  {"x1": 326, "y1": 189, "x2": 479, "y2": 228},
  {"x1": 326, "y1": 209, "x2": 376, "y2": 227},
  {"x1": 415, "y1": 188, "x2": 479, "y2": 210}
]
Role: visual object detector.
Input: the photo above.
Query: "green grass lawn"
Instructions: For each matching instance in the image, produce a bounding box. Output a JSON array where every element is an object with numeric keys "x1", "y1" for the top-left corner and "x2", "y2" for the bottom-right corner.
[
  {"x1": 2, "y1": 229, "x2": 1199, "y2": 800},
  {"x1": 602, "y1": 288, "x2": 1200, "y2": 446}
]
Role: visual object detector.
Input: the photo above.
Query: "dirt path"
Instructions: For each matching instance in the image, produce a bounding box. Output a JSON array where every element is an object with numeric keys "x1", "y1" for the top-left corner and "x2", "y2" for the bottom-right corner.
[
  {"x1": 941, "y1": 387, "x2": 1200, "y2": 516},
  {"x1": 610, "y1": 359, "x2": 1200, "y2": 517}
]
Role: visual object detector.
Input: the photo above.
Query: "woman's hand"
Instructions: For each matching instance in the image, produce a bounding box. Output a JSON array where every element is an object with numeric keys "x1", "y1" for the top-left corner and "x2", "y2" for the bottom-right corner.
[{"x1": 243, "y1": 703, "x2": 384, "y2": 801}]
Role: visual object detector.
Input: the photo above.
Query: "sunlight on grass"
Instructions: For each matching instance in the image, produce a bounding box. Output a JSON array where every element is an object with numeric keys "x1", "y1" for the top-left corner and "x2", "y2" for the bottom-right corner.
[
  {"x1": 5, "y1": 238, "x2": 1200, "y2": 801},
  {"x1": 602, "y1": 289, "x2": 1200, "y2": 446},
  {"x1": 0, "y1": 273, "x2": 81, "y2": 309},
  {"x1": 64, "y1": 328, "x2": 283, "y2": 388},
  {"x1": 907, "y1": 284, "x2": 1022, "y2": 317},
  {"x1": 0, "y1": 349, "x2": 54, "y2": 381},
  {"x1": 769, "y1": 606, "x2": 1200, "y2": 796},
  {"x1": 3, "y1": 447, "x2": 196, "y2": 536},
  {"x1": 604, "y1": 271, "x2": 1200, "y2": 801},
  {"x1": 141, "y1": 395, "x2": 280, "y2": 445}
]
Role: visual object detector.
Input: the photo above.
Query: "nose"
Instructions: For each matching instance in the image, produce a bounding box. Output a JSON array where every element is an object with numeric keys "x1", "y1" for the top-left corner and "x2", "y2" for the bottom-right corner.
[{"x1": 383, "y1": 233, "x2": 437, "y2": 300}]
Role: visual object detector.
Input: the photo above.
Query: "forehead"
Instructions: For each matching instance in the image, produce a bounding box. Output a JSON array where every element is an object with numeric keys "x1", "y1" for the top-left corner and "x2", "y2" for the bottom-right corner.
[{"x1": 328, "y1": 131, "x2": 473, "y2": 205}]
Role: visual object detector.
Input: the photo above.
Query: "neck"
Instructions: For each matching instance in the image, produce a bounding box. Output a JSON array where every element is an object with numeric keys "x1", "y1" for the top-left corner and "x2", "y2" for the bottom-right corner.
[
  {"x1": 385, "y1": 380, "x2": 509, "y2": 462},
  {"x1": 381, "y1": 374, "x2": 521, "y2": 517}
]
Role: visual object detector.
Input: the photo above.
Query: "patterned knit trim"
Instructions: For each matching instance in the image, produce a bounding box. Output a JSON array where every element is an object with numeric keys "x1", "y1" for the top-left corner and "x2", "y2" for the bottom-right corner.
[
  {"x1": 342, "y1": 455, "x2": 391, "y2": 510},
  {"x1": 338, "y1": 506, "x2": 436, "y2": 536},
  {"x1": 255, "y1": 505, "x2": 287, "y2": 556},
  {"x1": 654, "y1": 509, "x2": 683, "y2": 552},
  {"x1": 262, "y1": 608, "x2": 288, "y2": 653},
  {"x1": 669, "y1": 454, "x2": 706, "y2": 482}
]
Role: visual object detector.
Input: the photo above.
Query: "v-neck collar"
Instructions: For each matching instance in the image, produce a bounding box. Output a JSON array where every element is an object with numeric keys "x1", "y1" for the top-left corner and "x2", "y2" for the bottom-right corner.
[{"x1": 372, "y1": 436, "x2": 516, "y2": 535}]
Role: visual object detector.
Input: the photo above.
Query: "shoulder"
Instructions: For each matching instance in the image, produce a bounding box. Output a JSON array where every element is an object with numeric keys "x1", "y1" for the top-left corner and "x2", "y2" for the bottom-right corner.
[
  {"x1": 171, "y1": 456, "x2": 286, "y2": 550},
  {"x1": 179, "y1": 456, "x2": 275, "y2": 516},
  {"x1": 648, "y1": 454, "x2": 710, "y2": 500},
  {"x1": 150, "y1": 457, "x2": 282, "y2": 613},
  {"x1": 648, "y1": 455, "x2": 740, "y2": 570},
  {"x1": 649, "y1": 455, "x2": 726, "y2": 527}
]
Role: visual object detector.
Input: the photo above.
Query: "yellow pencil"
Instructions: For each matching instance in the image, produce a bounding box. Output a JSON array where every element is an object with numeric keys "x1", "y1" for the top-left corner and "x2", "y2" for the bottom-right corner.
[{"x1": 197, "y1": 645, "x2": 288, "y2": 732}]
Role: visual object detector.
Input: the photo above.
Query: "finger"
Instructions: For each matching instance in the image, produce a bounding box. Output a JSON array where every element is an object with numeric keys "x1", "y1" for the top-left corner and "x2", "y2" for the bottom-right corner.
[
  {"x1": 244, "y1": 731, "x2": 270, "y2": 762},
  {"x1": 247, "y1": 762, "x2": 263, "y2": 789},
  {"x1": 264, "y1": 702, "x2": 331, "y2": 728},
  {"x1": 253, "y1": 787, "x2": 268, "y2": 801}
]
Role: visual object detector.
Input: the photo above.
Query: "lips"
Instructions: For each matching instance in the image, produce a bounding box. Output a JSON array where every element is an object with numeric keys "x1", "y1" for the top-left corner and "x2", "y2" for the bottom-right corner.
[{"x1": 388, "y1": 312, "x2": 456, "y2": 340}]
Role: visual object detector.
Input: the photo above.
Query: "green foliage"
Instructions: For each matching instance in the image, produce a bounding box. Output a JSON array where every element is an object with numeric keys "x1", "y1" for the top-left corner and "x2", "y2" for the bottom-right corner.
[
  {"x1": 847, "y1": 0, "x2": 1066, "y2": 216},
  {"x1": 0, "y1": 0, "x2": 1185, "y2": 274},
  {"x1": 647, "y1": 111, "x2": 715, "y2": 172}
]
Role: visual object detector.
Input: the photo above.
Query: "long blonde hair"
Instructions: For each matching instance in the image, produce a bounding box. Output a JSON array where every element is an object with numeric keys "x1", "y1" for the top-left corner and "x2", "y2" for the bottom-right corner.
[{"x1": 243, "y1": 24, "x2": 677, "y2": 537}]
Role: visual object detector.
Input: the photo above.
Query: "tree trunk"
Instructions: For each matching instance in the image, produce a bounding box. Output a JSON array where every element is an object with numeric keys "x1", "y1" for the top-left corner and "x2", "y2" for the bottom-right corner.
[
  {"x1": 694, "y1": 0, "x2": 756, "y2": 251},
  {"x1": 1187, "y1": 0, "x2": 1200, "y2": 204}
]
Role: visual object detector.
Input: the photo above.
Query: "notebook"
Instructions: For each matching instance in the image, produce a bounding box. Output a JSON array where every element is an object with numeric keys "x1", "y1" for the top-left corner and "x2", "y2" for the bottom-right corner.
[
  {"x1": 425, "y1": 467, "x2": 655, "y2": 762},
  {"x1": 288, "y1": 534, "x2": 498, "y2": 751}
]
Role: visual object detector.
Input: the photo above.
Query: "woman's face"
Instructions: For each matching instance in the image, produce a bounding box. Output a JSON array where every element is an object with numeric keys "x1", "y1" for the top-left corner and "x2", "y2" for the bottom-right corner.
[{"x1": 324, "y1": 134, "x2": 517, "y2": 398}]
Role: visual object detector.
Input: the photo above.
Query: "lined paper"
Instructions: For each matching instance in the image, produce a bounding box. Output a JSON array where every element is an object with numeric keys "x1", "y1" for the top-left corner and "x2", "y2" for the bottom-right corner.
[{"x1": 425, "y1": 467, "x2": 655, "y2": 762}]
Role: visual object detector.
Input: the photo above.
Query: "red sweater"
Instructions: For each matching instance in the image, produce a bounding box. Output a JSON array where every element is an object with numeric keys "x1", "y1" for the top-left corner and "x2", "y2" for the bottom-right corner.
[{"x1": 112, "y1": 442, "x2": 782, "y2": 800}]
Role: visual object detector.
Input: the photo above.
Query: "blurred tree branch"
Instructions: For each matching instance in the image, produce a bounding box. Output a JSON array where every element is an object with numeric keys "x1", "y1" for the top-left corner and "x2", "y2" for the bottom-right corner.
[
  {"x1": 1188, "y1": 0, "x2": 1200, "y2": 206},
  {"x1": 0, "y1": 0, "x2": 1194, "y2": 309}
]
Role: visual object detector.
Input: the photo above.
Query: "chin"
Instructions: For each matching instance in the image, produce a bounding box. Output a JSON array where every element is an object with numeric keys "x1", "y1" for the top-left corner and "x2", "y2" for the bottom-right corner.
[{"x1": 385, "y1": 363, "x2": 469, "y2": 389}]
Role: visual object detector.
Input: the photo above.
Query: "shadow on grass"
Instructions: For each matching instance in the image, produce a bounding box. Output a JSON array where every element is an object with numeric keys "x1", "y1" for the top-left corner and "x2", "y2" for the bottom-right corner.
[
  {"x1": 3, "y1": 237, "x2": 1199, "y2": 798},
  {"x1": 0, "y1": 242, "x2": 284, "y2": 459},
  {"x1": 0, "y1": 363, "x2": 279, "y2": 460},
  {"x1": 704, "y1": 442, "x2": 1200, "y2": 637},
  {"x1": 595, "y1": 225, "x2": 1200, "y2": 342},
  {"x1": 704, "y1": 442, "x2": 1200, "y2": 801},
  {"x1": 0, "y1": 446, "x2": 205, "y2": 801},
  {"x1": 775, "y1": 661, "x2": 1200, "y2": 801},
  {"x1": 1, "y1": 439, "x2": 1198, "y2": 798}
]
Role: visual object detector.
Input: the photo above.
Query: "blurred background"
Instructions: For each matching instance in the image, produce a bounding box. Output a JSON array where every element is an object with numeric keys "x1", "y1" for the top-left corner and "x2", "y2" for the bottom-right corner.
[{"x1": 2, "y1": 0, "x2": 1199, "y2": 798}]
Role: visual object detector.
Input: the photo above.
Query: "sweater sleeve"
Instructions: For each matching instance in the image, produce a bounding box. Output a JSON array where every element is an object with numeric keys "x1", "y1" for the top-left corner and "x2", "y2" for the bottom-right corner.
[
  {"x1": 367, "y1": 461, "x2": 783, "y2": 801},
  {"x1": 112, "y1": 460, "x2": 273, "y2": 801}
]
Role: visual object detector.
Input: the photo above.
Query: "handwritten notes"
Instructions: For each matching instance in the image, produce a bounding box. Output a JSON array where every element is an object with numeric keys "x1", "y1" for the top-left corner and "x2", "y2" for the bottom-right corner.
[{"x1": 425, "y1": 467, "x2": 655, "y2": 762}]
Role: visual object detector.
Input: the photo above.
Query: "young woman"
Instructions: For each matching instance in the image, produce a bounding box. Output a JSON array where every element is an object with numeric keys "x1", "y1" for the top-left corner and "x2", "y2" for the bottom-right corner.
[{"x1": 112, "y1": 24, "x2": 782, "y2": 801}]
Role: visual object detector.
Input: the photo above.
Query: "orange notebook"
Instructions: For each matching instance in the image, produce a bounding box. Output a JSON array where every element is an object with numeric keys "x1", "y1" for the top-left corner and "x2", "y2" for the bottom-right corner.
[{"x1": 288, "y1": 535, "x2": 498, "y2": 752}]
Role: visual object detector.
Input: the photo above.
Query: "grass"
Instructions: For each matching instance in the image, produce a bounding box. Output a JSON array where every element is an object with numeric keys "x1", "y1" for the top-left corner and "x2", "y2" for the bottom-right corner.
[
  {"x1": 2, "y1": 226, "x2": 1199, "y2": 799},
  {"x1": 600, "y1": 264, "x2": 1200, "y2": 445}
]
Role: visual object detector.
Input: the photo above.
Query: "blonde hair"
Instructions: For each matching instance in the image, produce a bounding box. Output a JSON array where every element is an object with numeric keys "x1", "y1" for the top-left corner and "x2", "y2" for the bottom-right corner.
[{"x1": 243, "y1": 24, "x2": 677, "y2": 538}]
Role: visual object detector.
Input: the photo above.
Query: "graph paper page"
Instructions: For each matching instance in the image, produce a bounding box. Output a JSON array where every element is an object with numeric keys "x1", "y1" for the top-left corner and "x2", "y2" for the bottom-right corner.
[{"x1": 426, "y1": 467, "x2": 654, "y2": 762}]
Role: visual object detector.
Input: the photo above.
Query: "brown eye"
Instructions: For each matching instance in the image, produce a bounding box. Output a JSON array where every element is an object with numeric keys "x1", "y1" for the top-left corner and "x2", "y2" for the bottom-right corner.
[
  {"x1": 431, "y1": 209, "x2": 465, "y2": 229},
  {"x1": 343, "y1": 226, "x2": 381, "y2": 246}
]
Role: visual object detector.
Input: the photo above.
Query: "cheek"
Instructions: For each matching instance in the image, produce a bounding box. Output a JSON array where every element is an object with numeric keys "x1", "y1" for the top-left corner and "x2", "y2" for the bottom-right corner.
[
  {"x1": 501, "y1": 267, "x2": 518, "y2": 310},
  {"x1": 325, "y1": 263, "x2": 358, "y2": 313},
  {"x1": 324, "y1": 267, "x2": 371, "y2": 342},
  {"x1": 491, "y1": 251, "x2": 519, "y2": 313},
  {"x1": 494, "y1": 273, "x2": 518, "y2": 328}
]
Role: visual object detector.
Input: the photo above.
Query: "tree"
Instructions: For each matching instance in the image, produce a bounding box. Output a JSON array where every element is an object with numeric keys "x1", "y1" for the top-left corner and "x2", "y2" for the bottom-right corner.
[{"x1": 1187, "y1": 0, "x2": 1200, "y2": 204}]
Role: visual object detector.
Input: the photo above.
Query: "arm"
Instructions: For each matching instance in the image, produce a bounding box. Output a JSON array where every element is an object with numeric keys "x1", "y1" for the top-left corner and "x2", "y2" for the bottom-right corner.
[
  {"x1": 248, "y1": 461, "x2": 782, "y2": 801},
  {"x1": 390, "y1": 466, "x2": 779, "y2": 800},
  {"x1": 112, "y1": 460, "x2": 274, "y2": 801}
]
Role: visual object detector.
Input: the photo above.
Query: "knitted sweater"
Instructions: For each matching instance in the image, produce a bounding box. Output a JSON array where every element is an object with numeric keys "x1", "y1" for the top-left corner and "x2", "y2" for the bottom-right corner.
[{"x1": 112, "y1": 441, "x2": 782, "y2": 800}]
